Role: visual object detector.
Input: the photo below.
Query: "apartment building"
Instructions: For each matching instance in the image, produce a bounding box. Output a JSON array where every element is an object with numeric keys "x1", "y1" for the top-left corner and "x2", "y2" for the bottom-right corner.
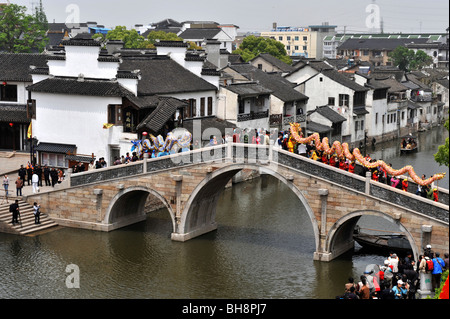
[{"x1": 260, "y1": 22, "x2": 337, "y2": 59}]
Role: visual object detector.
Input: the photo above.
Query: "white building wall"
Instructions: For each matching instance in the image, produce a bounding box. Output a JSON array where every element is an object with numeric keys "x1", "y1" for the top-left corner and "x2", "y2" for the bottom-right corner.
[
  {"x1": 217, "y1": 88, "x2": 238, "y2": 122},
  {"x1": 32, "y1": 92, "x2": 123, "y2": 161},
  {"x1": 160, "y1": 90, "x2": 217, "y2": 117},
  {"x1": 48, "y1": 46, "x2": 119, "y2": 79},
  {"x1": 156, "y1": 46, "x2": 187, "y2": 69}
]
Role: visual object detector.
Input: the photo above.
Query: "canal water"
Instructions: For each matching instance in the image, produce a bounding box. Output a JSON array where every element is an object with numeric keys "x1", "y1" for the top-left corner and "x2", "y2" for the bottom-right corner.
[{"x1": 0, "y1": 126, "x2": 447, "y2": 299}]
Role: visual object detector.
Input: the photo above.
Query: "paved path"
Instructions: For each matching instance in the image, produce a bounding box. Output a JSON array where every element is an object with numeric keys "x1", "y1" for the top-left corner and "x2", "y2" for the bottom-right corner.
[{"x1": 0, "y1": 151, "x2": 55, "y2": 199}]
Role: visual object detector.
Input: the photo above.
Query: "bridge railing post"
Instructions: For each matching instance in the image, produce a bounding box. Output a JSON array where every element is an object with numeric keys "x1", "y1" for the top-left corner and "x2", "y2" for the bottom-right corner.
[
  {"x1": 143, "y1": 153, "x2": 149, "y2": 173},
  {"x1": 226, "y1": 137, "x2": 233, "y2": 162},
  {"x1": 365, "y1": 171, "x2": 371, "y2": 194}
]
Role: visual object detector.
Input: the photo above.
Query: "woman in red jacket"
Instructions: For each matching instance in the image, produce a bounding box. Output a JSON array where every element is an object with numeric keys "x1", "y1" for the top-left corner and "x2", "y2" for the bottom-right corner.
[{"x1": 402, "y1": 178, "x2": 409, "y2": 191}]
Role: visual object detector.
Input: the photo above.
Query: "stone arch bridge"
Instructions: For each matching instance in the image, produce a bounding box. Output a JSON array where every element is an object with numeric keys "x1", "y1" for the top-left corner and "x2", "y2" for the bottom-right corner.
[{"x1": 25, "y1": 143, "x2": 449, "y2": 262}]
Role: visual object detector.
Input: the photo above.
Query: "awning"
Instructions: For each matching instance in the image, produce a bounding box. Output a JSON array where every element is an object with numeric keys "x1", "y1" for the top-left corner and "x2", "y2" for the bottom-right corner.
[
  {"x1": 353, "y1": 106, "x2": 370, "y2": 116},
  {"x1": 305, "y1": 121, "x2": 332, "y2": 134},
  {"x1": 35, "y1": 142, "x2": 77, "y2": 154},
  {"x1": 0, "y1": 104, "x2": 30, "y2": 124}
]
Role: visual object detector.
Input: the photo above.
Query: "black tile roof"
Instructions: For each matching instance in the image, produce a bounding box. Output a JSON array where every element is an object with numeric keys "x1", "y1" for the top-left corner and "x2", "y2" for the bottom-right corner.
[
  {"x1": 353, "y1": 106, "x2": 369, "y2": 115},
  {"x1": 119, "y1": 56, "x2": 218, "y2": 95},
  {"x1": 0, "y1": 53, "x2": 48, "y2": 82},
  {"x1": 0, "y1": 104, "x2": 30, "y2": 124},
  {"x1": 227, "y1": 63, "x2": 308, "y2": 102},
  {"x1": 35, "y1": 142, "x2": 77, "y2": 154},
  {"x1": 136, "y1": 97, "x2": 186, "y2": 133},
  {"x1": 251, "y1": 53, "x2": 295, "y2": 73},
  {"x1": 178, "y1": 28, "x2": 222, "y2": 40},
  {"x1": 26, "y1": 77, "x2": 134, "y2": 97},
  {"x1": 225, "y1": 82, "x2": 273, "y2": 98},
  {"x1": 154, "y1": 40, "x2": 188, "y2": 47},
  {"x1": 306, "y1": 121, "x2": 332, "y2": 133},
  {"x1": 337, "y1": 38, "x2": 429, "y2": 51},
  {"x1": 312, "y1": 105, "x2": 347, "y2": 123},
  {"x1": 320, "y1": 69, "x2": 368, "y2": 92}
]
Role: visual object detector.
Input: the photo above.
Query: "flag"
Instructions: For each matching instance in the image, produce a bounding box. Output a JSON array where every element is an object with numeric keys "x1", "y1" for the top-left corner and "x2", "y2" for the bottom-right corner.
[
  {"x1": 27, "y1": 122, "x2": 32, "y2": 139},
  {"x1": 103, "y1": 123, "x2": 114, "y2": 129}
]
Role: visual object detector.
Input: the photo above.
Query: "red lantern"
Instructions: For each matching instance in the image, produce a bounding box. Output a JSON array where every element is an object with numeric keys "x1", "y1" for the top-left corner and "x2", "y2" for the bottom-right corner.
[
  {"x1": 9, "y1": 122, "x2": 13, "y2": 127},
  {"x1": 2, "y1": 81, "x2": 6, "y2": 86}
]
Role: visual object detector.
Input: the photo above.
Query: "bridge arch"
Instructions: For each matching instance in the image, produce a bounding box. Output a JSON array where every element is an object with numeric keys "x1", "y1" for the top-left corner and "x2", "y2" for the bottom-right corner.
[
  {"x1": 105, "y1": 186, "x2": 176, "y2": 232},
  {"x1": 173, "y1": 163, "x2": 321, "y2": 253},
  {"x1": 326, "y1": 210, "x2": 418, "y2": 261}
]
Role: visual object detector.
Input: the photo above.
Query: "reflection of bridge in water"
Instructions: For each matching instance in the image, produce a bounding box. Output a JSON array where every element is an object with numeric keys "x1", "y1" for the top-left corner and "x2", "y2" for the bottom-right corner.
[{"x1": 25, "y1": 143, "x2": 449, "y2": 262}]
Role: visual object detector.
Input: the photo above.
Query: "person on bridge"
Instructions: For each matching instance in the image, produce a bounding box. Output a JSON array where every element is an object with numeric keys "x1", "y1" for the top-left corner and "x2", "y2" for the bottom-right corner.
[
  {"x1": 372, "y1": 170, "x2": 379, "y2": 181},
  {"x1": 401, "y1": 178, "x2": 408, "y2": 191},
  {"x1": 348, "y1": 161, "x2": 355, "y2": 174},
  {"x1": 432, "y1": 188, "x2": 438, "y2": 202}
]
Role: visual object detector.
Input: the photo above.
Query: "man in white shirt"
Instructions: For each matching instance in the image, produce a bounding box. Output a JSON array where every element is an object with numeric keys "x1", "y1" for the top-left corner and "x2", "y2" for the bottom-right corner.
[{"x1": 32, "y1": 173, "x2": 39, "y2": 193}]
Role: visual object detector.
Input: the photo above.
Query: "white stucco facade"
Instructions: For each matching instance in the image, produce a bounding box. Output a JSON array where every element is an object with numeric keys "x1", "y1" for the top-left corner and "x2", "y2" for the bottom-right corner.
[{"x1": 32, "y1": 92, "x2": 123, "y2": 161}]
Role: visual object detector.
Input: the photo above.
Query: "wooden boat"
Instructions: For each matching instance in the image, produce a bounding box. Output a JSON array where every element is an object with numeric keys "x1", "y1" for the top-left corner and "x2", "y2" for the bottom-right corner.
[
  {"x1": 353, "y1": 227, "x2": 411, "y2": 254},
  {"x1": 400, "y1": 134, "x2": 418, "y2": 154},
  {"x1": 353, "y1": 233, "x2": 412, "y2": 253}
]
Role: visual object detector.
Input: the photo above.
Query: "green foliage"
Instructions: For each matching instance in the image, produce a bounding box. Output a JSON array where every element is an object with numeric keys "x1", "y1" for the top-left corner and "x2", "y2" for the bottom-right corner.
[
  {"x1": 146, "y1": 30, "x2": 181, "y2": 45},
  {"x1": 388, "y1": 46, "x2": 433, "y2": 71},
  {"x1": 232, "y1": 35, "x2": 292, "y2": 65},
  {"x1": 434, "y1": 119, "x2": 449, "y2": 167},
  {"x1": 433, "y1": 270, "x2": 448, "y2": 299},
  {"x1": 33, "y1": 0, "x2": 48, "y2": 31},
  {"x1": 0, "y1": 3, "x2": 48, "y2": 53},
  {"x1": 105, "y1": 26, "x2": 151, "y2": 49}
]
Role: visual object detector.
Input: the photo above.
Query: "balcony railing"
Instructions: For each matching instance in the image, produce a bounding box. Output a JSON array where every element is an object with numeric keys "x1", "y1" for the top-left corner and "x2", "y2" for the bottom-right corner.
[
  {"x1": 237, "y1": 110, "x2": 269, "y2": 122},
  {"x1": 283, "y1": 114, "x2": 306, "y2": 125}
]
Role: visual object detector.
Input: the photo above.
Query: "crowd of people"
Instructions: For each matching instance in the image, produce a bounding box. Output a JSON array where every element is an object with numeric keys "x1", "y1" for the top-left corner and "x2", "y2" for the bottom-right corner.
[
  {"x1": 339, "y1": 246, "x2": 449, "y2": 299},
  {"x1": 2, "y1": 162, "x2": 65, "y2": 198}
]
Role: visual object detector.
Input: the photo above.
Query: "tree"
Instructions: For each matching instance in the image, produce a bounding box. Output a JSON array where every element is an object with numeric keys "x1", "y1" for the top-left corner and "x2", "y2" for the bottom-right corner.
[
  {"x1": 0, "y1": 3, "x2": 48, "y2": 53},
  {"x1": 434, "y1": 119, "x2": 449, "y2": 167},
  {"x1": 388, "y1": 46, "x2": 433, "y2": 71},
  {"x1": 105, "y1": 26, "x2": 151, "y2": 49},
  {"x1": 34, "y1": 0, "x2": 48, "y2": 31},
  {"x1": 232, "y1": 35, "x2": 292, "y2": 65},
  {"x1": 146, "y1": 30, "x2": 202, "y2": 50}
]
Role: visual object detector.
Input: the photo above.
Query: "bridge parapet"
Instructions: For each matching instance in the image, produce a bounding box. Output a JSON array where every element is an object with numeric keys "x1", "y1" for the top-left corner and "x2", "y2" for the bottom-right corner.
[
  {"x1": 272, "y1": 148, "x2": 449, "y2": 223},
  {"x1": 68, "y1": 141, "x2": 448, "y2": 221}
]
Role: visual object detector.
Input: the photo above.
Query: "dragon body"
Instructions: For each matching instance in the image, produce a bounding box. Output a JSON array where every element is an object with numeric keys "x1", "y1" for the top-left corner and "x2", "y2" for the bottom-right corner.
[
  {"x1": 132, "y1": 130, "x2": 192, "y2": 157},
  {"x1": 289, "y1": 123, "x2": 445, "y2": 186}
]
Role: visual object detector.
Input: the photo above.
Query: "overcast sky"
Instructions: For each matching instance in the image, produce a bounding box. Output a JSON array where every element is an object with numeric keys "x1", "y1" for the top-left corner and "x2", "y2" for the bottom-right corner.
[{"x1": 11, "y1": 0, "x2": 450, "y2": 34}]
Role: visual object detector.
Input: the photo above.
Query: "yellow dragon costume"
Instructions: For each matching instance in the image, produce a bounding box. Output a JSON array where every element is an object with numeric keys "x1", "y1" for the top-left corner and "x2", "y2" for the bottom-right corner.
[{"x1": 289, "y1": 123, "x2": 445, "y2": 186}]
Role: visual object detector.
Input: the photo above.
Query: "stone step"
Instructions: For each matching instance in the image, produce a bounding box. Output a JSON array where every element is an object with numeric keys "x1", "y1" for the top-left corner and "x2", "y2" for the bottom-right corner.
[{"x1": 0, "y1": 200, "x2": 58, "y2": 236}]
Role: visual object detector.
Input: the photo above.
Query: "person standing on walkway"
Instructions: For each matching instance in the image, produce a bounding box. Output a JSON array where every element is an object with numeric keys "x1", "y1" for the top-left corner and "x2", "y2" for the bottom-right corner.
[
  {"x1": 3, "y1": 174, "x2": 10, "y2": 197},
  {"x1": 44, "y1": 166, "x2": 51, "y2": 186},
  {"x1": 432, "y1": 252, "x2": 445, "y2": 291},
  {"x1": 15, "y1": 176, "x2": 23, "y2": 197},
  {"x1": 32, "y1": 172, "x2": 39, "y2": 193},
  {"x1": 33, "y1": 202, "x2": 40, "y2": 224},
  {"x1": 50, "y1": 168, "x2": 58, "y2": 187},
  {"x1": 18, "y1": 165, "x2": 27, "y2": 182},
  {"x1": 26, "y1": 163, "x2": 33, "y2": 186}
]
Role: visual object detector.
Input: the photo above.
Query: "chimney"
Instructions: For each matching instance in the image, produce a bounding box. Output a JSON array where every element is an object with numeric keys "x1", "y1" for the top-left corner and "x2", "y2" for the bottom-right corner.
[
  {"x1": 105, "y1": 40, "x2": 124, "y2": 55},
  {"x1": 204, "y1": 39, "x2": 221, "y2": 68},
  {"x1": 273, "y1": 22, "x2": 277, "y2": 30}
]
